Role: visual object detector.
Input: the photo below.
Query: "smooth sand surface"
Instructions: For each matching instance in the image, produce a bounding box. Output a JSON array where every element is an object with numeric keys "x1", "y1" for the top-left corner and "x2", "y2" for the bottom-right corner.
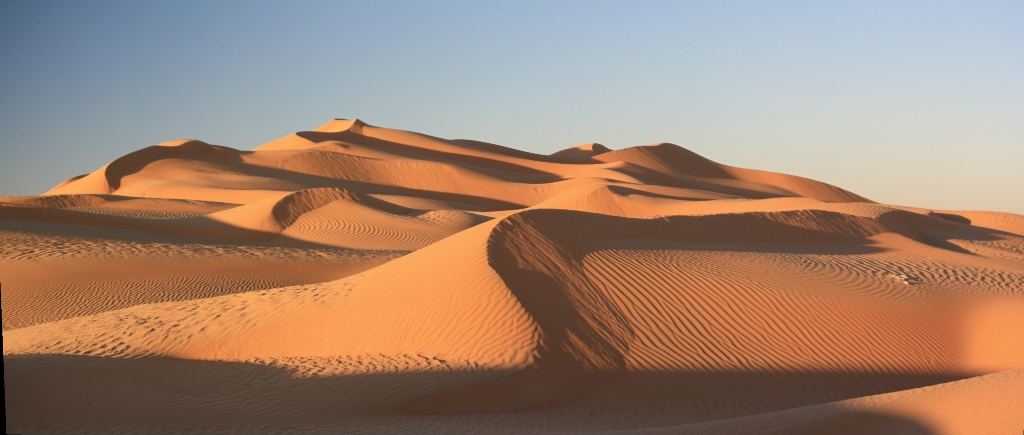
[{"x1": 3, "y1": 119, "x2": 1022, "y2": 434}]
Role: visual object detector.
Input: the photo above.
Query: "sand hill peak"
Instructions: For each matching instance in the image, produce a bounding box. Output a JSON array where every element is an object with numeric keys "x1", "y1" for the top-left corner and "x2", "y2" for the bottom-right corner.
[{"x1": 4, "y1": 119, "x2": 1023, "y2": 434}]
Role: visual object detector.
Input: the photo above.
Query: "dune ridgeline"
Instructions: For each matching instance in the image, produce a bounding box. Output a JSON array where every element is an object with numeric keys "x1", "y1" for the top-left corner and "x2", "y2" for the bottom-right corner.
[{"x1": 3, "y1": 119, "x2": 1023, "y2": 434}]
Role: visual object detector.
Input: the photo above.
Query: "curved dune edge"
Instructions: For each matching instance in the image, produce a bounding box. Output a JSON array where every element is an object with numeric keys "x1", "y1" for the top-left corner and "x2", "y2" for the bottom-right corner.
[
  {"x1": 614, "y1": 367, "x2": 1024, "y2": 435},
  {"x1": 935, "y1": 210, "x2": 1024, "y2": 237},
  {"x1": 43, "y1": 119, "x2": 868, "y2": 208},
  {"x1": 393, "y1": 207, "x2": 1024, "y2": 414},
  {"x1": 4, "y1": 118, "x2": 1024, "y2": 433},
  {"x1": 2, "y1": 187, "x2": 488, "y2": 249},
  {"x1": 6, "y1": 205, "x2": 1024, "y2": 431}
]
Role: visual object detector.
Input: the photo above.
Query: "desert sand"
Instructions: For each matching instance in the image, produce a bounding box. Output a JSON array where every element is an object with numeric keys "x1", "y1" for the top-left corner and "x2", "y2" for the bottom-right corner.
[{"x1": 3, "y1": 118, "x2": 1023, "y2": 434}]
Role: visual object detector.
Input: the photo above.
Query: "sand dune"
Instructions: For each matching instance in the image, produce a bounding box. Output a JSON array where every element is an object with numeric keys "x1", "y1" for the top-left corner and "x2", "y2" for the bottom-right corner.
[{"x1": 4, "y1": 119, "x2": 1022, "y2": 434}]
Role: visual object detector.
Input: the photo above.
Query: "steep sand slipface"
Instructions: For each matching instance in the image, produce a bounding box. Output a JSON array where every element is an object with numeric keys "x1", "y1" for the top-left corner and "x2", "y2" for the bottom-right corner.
[{"x1": 3, "y1": 119, "x2": 1023, "y2": 434}]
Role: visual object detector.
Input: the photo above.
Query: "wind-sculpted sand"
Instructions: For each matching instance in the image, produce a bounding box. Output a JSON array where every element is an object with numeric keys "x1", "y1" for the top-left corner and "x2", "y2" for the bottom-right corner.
[{"x1": 3, "y1": 119, "x2": 1022, "y2": 434}]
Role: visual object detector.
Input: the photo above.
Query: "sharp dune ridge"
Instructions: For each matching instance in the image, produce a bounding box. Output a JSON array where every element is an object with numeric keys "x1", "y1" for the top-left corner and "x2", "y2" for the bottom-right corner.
[{"x1": 3, "y1": 119, "x2": 1023, "y2": 434}]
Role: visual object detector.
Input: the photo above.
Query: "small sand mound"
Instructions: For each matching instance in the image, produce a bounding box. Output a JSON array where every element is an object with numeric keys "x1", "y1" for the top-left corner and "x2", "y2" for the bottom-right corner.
[
  {"x1": 312, "y1": 118, "x2": 368, "y2": 134},
  {"x1": 595, "y1": 143, "x2": 732, "y2": 179},
  {"x1": 44, "y1": 139, "x2": 244, "y2": 195},
  {"x1": 550, "y1": 143, "x2": 612, "y2": 162},
  {"x1": 203, "y1": 187, "x2": 393, "y2": 235}
]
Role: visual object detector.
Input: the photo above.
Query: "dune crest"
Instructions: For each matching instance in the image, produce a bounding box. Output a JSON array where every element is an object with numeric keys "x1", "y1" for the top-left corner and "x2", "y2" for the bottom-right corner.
[
  {"x1": 550, "y1": 142, "x2": 611, "y2": 162},
  {"x1": 313, "y1": 118, "x2": 368, "y2": 134},
  {"x1": 4, "y1": 119, "x2": 1022, "y2": 434}
]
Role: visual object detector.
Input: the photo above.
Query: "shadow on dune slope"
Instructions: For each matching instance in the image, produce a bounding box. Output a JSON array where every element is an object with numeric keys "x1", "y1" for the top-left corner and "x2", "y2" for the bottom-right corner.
[
  {"x1": 3, "y1": 353, "x2": 947, "y2": 434},
  {"x1": 395, "y1": 208, "x2": 1023, "y2": 414},
  {"x1": 1, "y1": 186, "x2": 498, "y2": 247}
]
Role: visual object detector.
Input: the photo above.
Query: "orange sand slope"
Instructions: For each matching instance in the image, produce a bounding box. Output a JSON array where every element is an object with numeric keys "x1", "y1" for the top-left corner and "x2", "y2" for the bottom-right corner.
[{"x1": 3, "y1": 119, "x2": 1023, "y2": 434}]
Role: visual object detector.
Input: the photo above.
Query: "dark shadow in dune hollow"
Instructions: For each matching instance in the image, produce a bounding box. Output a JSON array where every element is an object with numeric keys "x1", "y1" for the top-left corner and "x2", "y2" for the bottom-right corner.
[
  {"x1": 3, "y1": 353, "x2": 950, "y2": 434},
  {"x1": 296, "y1": 130, "x2": 561, "y2": 179}
]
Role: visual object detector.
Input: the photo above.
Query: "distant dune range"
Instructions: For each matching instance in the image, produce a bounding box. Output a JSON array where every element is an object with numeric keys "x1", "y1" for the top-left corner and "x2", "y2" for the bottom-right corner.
[{"x1": 3, "y1": 119, "x2": 1022, "y2": 434}]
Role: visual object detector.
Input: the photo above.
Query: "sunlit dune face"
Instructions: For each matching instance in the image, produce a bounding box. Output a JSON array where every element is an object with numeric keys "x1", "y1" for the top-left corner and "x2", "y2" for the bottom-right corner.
[{"x1": 3, "y1": 119, "x2": 1023, "y2": 434}]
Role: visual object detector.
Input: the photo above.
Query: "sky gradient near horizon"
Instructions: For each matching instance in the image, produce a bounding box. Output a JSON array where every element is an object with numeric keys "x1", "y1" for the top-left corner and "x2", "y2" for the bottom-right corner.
[{"x1": 1, "y1": 1, "x2": 1022, "y2": 213}]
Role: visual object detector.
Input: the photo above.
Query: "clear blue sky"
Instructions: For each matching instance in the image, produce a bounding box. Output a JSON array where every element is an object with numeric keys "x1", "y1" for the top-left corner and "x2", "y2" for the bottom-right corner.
[{"x1": 2, "y1": 1, "x2": 1021, "y2": 213}]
